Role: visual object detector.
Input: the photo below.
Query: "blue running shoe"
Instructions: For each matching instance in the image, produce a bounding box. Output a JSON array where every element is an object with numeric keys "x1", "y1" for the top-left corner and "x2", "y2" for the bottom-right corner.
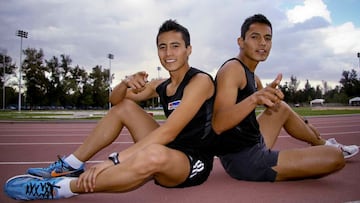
[
  {"x1": 27, "y1": 155, "x2": 84, "y2": 178},
  {"x1": 4, "y1": 174, "x2": 65, "y2": 200}
]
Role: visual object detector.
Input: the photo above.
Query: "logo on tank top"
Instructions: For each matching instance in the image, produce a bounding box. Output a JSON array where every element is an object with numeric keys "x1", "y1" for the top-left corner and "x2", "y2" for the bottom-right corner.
[{"x1": 168, "y1": 100, "x2": 181, "y2": 110}]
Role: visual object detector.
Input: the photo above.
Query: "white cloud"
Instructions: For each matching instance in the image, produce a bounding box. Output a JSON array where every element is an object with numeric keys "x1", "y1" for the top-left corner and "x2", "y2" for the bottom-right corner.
[
  {"x1": 322, "y1": 22, "x2": 360, "y2": 54},
  {"x1": 0, "y1": 0, "x2": 359, "y2": 90},
  {"x1": 286, "y1": 0, "x2": 331, "y2": 24}
]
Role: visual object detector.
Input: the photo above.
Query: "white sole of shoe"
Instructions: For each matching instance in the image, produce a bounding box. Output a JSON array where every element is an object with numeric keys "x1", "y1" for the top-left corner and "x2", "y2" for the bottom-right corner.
[{"x1": 6, "y1": 174, "x2": 43, "y2": 183}]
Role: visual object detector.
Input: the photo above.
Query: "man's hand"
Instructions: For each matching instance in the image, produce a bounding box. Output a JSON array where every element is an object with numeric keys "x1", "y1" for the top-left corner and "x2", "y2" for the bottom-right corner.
[
  {"x1": 268, "y1": 73, "x2": 282, "y2": 88},
  {"x1": 76, "y1": 160, "x2": 113, "y2": 192},
  {"x1": 123, "y1": 71, "x2": 149, "y2": 93},
  {"x1": 253, "y1": 74, "x2": 283, "y2": 108}
]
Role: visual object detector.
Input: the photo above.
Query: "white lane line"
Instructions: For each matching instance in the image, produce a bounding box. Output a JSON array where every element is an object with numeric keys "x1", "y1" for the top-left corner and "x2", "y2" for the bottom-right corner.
[
  {"x1": 0, "y1": 141, "x2": 133, "y2": 145},
  {"x1": 0, "y1": 158, "x2": 221, "y2": 165},
  {"x1": 0, "y1": 134, "x2": 90, "y2": 137},
  {"x1": 0, "y1": 160, "x2": 104, "y2": 165},
  {"x1": 1, "y1": 132, "x2": 359, "y2": 144},
  {"x1": 0, "y1": 134, "x2": 131, "y2": 137},
  {"x1": 278, "y1": 131, "x2": 360, "y2": 138}
]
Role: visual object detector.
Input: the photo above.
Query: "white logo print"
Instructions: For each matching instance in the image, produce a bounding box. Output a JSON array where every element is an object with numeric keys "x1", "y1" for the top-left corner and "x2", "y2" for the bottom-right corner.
[{"x1": 189, "y1": 160, "x2": 205, "y2": 179}]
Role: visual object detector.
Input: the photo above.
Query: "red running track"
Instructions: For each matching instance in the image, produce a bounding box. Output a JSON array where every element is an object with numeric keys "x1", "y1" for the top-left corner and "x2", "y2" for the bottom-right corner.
[{"x1": 0, "y1": 114, "x2": 359, "y2": 203}]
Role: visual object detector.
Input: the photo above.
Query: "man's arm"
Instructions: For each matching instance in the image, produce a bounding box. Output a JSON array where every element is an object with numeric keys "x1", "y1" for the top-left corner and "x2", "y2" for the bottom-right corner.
[
  {"x1": 212, "y1": 62, "x2": 283, "y2": 134},
  {"x1": 118, "y1": 73, "x2": 214, "y2": 162},
  {"x1": 76, "y1": 73, "x2": 214, "y2": 191},
  {"x1": 110, "y1": 71, "x2": 165, "y2": 105},
  {"x1": 212, "y1": 62, "x2": 258, "y2": 134}
]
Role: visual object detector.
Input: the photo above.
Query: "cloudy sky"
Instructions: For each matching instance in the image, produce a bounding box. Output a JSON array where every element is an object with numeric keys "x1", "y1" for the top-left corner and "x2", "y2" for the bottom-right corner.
[{"x1": 1, "y1": 0, "x2": 359, "y2": 89}]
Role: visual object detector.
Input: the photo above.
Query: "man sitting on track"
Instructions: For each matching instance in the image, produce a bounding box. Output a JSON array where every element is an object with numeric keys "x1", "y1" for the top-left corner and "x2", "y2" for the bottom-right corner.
[
  {"x1": 212, "y1": 14, "x2": 359, "y2": 182},
  {"x1": 4, "y1": 19, "x2": 218, "y2": 200}
]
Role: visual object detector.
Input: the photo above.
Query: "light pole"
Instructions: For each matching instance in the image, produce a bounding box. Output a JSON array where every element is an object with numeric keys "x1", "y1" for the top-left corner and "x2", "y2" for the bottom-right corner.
[
  {"x1": 16, "y1": 30, "x2": 28, "y2": 112},
  {"x1": 108, "y1": 53, "x2": 114, "y2": 110},
  {"x1": 1, "y1": 48, "x2": 6, "y2": 110},
  {"x1": 357, "y1": 52, "x2": 360, "y2": 71}
]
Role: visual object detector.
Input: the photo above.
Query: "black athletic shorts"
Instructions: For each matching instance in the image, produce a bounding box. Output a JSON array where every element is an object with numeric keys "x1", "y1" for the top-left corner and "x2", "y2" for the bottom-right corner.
[
  {"x1": 219, "y1": 136, "x2": 279, "y2": 182},
  {"x1": 155, "y1": 150, "x2": 214, "y2": 188}
]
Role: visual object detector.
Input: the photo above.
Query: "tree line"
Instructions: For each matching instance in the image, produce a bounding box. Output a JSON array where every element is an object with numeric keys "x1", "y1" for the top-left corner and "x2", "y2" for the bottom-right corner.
[
  {"x1": 1, "y1": 48, "x2": 113, "y2": 110},
  {"x1": 0, "y1": 48, "x2": 359, "y2": 110},
  {"x1": 278, "y1": 69, "x2": 360, "y2": 105}
]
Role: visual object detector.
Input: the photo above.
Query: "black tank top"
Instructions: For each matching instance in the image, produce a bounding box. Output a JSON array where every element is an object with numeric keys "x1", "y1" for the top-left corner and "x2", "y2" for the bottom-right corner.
[
  {"x1": 215, "y1": 58, "x2": 261, "y2": 154},
  {"x1": 156, "y1": 67, "x2": 215, "y2": 152}
]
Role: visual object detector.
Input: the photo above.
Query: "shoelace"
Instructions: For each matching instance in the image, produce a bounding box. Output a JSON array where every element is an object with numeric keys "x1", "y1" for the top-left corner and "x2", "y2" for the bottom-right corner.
[
  {"x1": 25, "y1": 180, "x2": 60, "y2": 199},
  {"x1": 47, "y1": 155, "x2": 66, "y2": 171},
  {"x1": 339, "y1": 146, "x2": 351, "y2": 156}
]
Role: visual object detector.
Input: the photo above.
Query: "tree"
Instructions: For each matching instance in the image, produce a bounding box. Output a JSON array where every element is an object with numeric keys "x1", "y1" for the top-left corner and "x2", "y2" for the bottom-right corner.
[
  {"x1": 279, "y1": 82, "x2": 290, "y2": 103},
  {"x1": 322, "y1": 80, "x2": 329, "y2": 94},
  {"x1": 340, "y1": 69, "x2": 360, "y2": 97},
  {"x1": 303, "y1": 79, "x2": 316, "y2": 102},
  {"x1": 46, "y1": 56, "x2": 62, "y2": 106},
  {"x1": 78, "y1": 81, "x2": 93, "y2": 109},
  {"x1": 0, "y1": 53, "x2": 17, "y2": 108},
  {"x1": 89, "y1": 66, "x2": 109, "y2": 108},
  {"x1": 46, "y1": 54, "x2": 74, "y2": 107},
  {"x1": 288, "y1": 75, "x2": 300, "y2": 103},
  {"x1": 59, "y1": 54, "x2": 73, "y2": 106},
  {"x1": 324, "y1": 85, "x2": 347, "y2": 103},
  {"x1": 22, "y1": 48, "x2": 48, "y2": 108},
  {"x1": 68, "y1": 65, "x2": 88, "y2": 108},
  {"x1": 315, "y1": 85, "x2": 322, "y2": 99},
  {"x1": 0, "y1": 53, "x2": 17, "y2": 85}
]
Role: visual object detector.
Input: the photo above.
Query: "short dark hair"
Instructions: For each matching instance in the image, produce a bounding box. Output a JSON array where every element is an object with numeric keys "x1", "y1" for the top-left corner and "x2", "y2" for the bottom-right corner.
[
  {"x1": 156, "y1": 19, "x2": 191, "y2": 47},
  {"x1": 241, "y1": 14, "x2": 272, "y2": 39}
]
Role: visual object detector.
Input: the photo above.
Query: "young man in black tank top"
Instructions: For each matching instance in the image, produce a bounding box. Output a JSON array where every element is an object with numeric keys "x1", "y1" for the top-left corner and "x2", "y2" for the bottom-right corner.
[
  {"x1": 5, "y1": 20, "x2": 217, "y2": 200},
  {"x1": 212, "y1": 14, "x2": 358, "y2": 182}
]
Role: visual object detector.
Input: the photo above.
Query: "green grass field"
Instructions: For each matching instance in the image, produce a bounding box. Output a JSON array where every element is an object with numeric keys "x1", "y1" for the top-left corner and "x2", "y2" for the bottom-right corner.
[
  {"x1": 256, "y1": 106, "x2": 360, "y2": 117},
  {"x1": 292, "y1": 108, "x2": 360, "y2": 116},
  {"x1": 0, "y1": 107, "x2": 359, "y2": 120}
]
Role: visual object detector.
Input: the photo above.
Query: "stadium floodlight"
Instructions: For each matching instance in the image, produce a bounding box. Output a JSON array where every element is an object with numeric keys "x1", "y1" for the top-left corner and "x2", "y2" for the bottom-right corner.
[{"x1": 16, "y1": 30, "x2": 28, "y2": 112}]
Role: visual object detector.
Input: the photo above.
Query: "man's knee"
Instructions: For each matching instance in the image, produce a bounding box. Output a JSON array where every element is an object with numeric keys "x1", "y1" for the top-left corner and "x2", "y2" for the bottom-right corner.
[
  {"x1": 110, "y1": 99, "x2": 139, "y2": 115},
  {"x1": 262, "y1": 101, "x2": 291, "y2": 117},
  {"x1": 144, "y1": 144, "x2": 169, "y2": 165},
  {"x1": 277, "y1": 101, "x2": 292, "y2": 113},
  {"x1": 133, "y1": 144, "x2": 169, "y2": 175},
  {"x1": 326, "y1": 147, "x2": 345, "y2": 171}
]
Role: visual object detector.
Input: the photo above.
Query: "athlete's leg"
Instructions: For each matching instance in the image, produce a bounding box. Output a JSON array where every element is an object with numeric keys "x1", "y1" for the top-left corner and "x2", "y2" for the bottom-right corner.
[
  {"x1": 273, "y1": 145, "x2": 345, "y2": 181},
  {"x1": 73, "y1": 99, "x2": 159, "y2": 162},
  {"x1": 26, "y1": 99, "x2": 160, "y2": 178},
  {"x1": 5, "y1": 145, "x2": 192, "y2": 200},
  {"x1": 257, "y1": 101, "x2": 324, "y2": 149},
  {"x1": 70, "y1": 144, "x2": 191, "y2": 193}
]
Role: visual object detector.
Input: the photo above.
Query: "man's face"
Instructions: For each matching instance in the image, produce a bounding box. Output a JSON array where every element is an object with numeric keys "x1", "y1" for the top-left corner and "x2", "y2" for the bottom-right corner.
[
  {"x1": 157, "y1": 31, "x2": 191, "y2": 72},
  {"x1": 239, "y1": 23, "x2": 272, "y2": 62}
]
